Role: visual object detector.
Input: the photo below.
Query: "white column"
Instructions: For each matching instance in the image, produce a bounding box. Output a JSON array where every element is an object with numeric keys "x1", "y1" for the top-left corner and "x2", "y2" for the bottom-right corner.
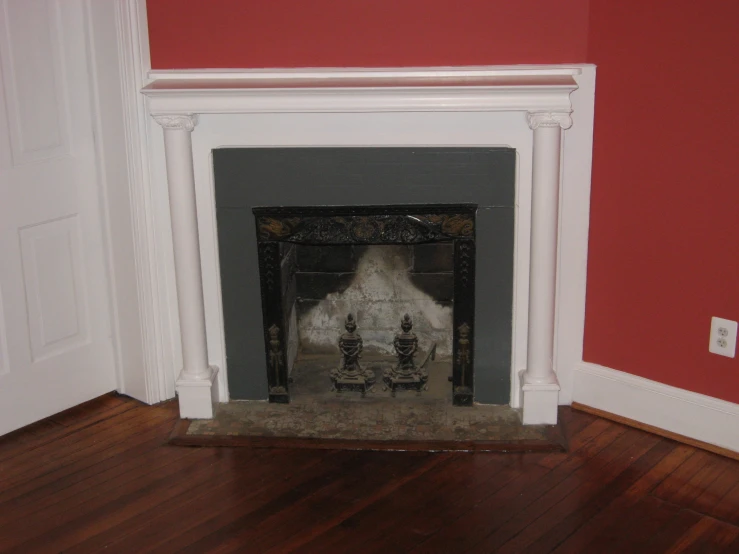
[
  {"x1": 153, "y1": 114, "x2": 218, "y2": 419},
  {"x1": 521, "y1": 111, "x2": 572, "y2": 424}
]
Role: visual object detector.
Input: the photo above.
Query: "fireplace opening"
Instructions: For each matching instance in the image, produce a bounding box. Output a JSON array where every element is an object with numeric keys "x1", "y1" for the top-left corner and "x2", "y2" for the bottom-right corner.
[
  {"x1": 295, "y1": 243, "x2": 454, "y2": 360},
  {"x1": 254, "y1": 205, "x2": 476, "y2": 406},
  {"x1": 213, "y1": 147, "x2": 516, "y2": 406},
  {"x1": 294, "y1": 244, "x2": 454, "y2": 403}
]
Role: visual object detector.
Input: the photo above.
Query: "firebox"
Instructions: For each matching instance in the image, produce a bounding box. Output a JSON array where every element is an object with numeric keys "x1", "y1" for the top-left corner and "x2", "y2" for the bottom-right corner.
[
  {"x1": 214, "y1": 147, "x2": 515, "y2": 406},
  {"x1": 253, "y1": 204, "x2": 476, "y2": 405}
]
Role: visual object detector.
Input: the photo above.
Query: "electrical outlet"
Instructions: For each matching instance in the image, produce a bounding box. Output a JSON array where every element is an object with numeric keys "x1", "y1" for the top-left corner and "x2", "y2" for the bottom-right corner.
[{"x1": 709, "y1": 317, "x2": 737, "y2": 358}]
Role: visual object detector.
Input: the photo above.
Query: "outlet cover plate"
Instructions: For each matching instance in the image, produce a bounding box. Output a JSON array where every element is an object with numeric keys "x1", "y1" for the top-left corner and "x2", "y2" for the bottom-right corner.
[{"x1": 709, "y1": 316, "x2": 737, "y2": 358}]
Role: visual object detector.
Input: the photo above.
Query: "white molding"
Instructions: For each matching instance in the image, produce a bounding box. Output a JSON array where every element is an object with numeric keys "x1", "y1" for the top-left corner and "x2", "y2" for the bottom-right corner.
[
  {"x1": 147, "y1": 65, "x2": 583, "y2": 81},
  {"x1": 142, "y1": 75, "x2": 577, "y2": 116},
  {"x1": 113, "y1": 0, "x2": 174, "y2": 403},
  {"x1": 574, "y1": 362, "x2": 739, "y2": 453},
  {"x1": 527, "y1": 111, "x2": 573, "y2": 130},
  {"x1": 152, "y1": 114, "x2": 198, "y2": 131},
  {"x1": 83, "y1": 0, "x2": 128, "y2": 396},
  {"x1": 550, "y1": 66, "x2": 596, "y2": 406},
  {"x1": 176, "y1": 366, "x2": 219, "y2": 419}
]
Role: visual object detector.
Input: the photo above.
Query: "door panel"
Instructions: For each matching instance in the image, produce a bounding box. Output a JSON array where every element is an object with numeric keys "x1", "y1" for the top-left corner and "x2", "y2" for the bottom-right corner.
[
  {"x1": 0, "y1": 0, "x2": 117, "y2": 435},
  {"x1": 1, "y1": 0, "x2": 71, "y2": 164}
]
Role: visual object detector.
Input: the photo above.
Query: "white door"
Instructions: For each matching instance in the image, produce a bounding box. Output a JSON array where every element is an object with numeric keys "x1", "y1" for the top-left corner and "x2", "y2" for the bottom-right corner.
[{"x1": 0, "y1": 0, "x2": 118, "y2": 435}]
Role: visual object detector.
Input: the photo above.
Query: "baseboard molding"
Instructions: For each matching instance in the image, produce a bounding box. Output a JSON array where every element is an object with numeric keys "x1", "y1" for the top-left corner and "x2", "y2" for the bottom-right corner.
[
  {"x1": 571, "y1": 402, "x2": 739, "y2": 462},
  {"x1": 573, "y1": 362, "x2": 739, "y2": 455}
]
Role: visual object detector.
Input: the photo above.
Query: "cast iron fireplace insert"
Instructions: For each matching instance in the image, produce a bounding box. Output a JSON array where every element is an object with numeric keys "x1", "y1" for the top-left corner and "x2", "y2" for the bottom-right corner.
[{"x1": 254, "y1": 204, "x2": 476, "y2": 406}]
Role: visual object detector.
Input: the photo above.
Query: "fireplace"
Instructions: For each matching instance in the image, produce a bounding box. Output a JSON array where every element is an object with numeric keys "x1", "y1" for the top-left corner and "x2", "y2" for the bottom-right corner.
[
  {"x1": 141, "y1": 66, "x2": 594, "y2": 425},
  {"x1": 214, "y1": 147, "x2": 515, "y2": 408},
  {"x1": 255, "y1": 204, "x2": 477, "y2": 405}
]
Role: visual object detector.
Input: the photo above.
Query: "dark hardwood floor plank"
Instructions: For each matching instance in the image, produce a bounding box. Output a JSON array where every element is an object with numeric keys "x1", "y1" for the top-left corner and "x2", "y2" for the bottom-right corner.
[
  {"x1": 535, "y1": 416, "x2": 621, "y2": 470},
  {"x1": 290, "y1": 452, "x2": 516, "y2": 553},
  {"x1": 0, "y1": 438, "x2": 197, "y2": 528},
  {"x1": 1, "y1": 447, "x2": 217, "y2": 552},
  {"x1": 406, "y1": 421, "x2": 636, "y2": 553},
  {"x1": 142, "y1": 450, "x2": 361, "y2": 553},
  {"x1": 186, "y1": 453, "x2": 437, "y2": 554},
  {"x1": 690, "y1": 462, "x2": 739, "y2": 514},
  {"x1": 659, "y1": 452, "x2": 735, "y2": 508},
  {"x1": 0, "y1": 403, "x2": 737, "y2": 553},
  {"x1": 551, "y1": 443, "x2": 695, "y2": 553},
  {"x1": 466, "y1": 429, "x2": 663, "y2": 553},
  {"x1": 348, "y1": 453, "x2": 539, "y2": 554},
  {"x1": 638, "y1": 508, "x2": 705, "y2": 553},
  {"x1": 0, "y1": 408, "x2": 179, "y2": 505},
  {"x1": 0, "y1": 402, "x2": 175, "y2": 489},
  {"x1": 720, "y1": 529, "x2": 739, "y2": 554},
  {"x1": 47, "y1": 393, "x2": 131, "y2": 427},
  {"x1": 221, "y1": 452, "x2": 448, "y2": 554},
  {"x1": 514, "y1": 438, "x2": 680, "y2": 553},
  {"x1": 577, "y1": 495, "x2": 681, "y2": 554},
  {"x1": 651, "y1": 449, "x2": 722, "y2": 503},
  {"x1": 68, "y1": 448, "x2": 319, "y2": 553},
  {"x1": 0, "y1": 394, "x2": 131, "y2": 462},
  {"x1": 4, "y1": 448, "x2": 264, "y2": 553},
  {"x1": 680, "y1": 516, "x2": 739, "y2": 554}
]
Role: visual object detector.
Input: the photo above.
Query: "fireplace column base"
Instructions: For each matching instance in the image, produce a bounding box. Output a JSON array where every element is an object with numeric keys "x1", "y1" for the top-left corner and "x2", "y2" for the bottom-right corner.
[
  {"x1": 176, "y1": 366, "x2": 219, "y2": 419},
  {"x1": 520, "y1": 371, "x2": 560, "y2": 425}
]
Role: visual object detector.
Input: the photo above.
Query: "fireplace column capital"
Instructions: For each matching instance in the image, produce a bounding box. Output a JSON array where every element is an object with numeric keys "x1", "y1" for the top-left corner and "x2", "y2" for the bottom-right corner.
[
  {"x1": 521, "y1": 110, "x2": 569, "y2": 425},
  {"x1": 152, "y1": 114, "x2": 199, "y2": 131},
  {"x1": 526, "y1": 111, "x2": 573, "y2": 130},
  {"x1": 152, "y1": 112, "x2": 218, "y2": 419}
]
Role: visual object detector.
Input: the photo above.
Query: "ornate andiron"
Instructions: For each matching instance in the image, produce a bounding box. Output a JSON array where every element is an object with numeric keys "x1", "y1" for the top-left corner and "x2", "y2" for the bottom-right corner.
[
  {"x1": 457, "y1": 323, "x2": 471, "y2": 387},
  {"x1": 267, "y1": 324, "x2": 289, "y2": 402},
  {"x1": 331, "y1": 314, "x2": 376, "y2": 396},
  {"x1": 383, "y1": 314, "x2": 429, "y2": 396}
]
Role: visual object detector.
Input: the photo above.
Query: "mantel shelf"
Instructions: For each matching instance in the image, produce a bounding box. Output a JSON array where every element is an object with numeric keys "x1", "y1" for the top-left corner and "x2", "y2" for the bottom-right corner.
[{"x1": 141, "y1": 69, "x2": 578, "y2": 115}]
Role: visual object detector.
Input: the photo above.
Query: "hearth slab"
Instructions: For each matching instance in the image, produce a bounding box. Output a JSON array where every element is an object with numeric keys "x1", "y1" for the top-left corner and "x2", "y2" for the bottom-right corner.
[{"x1": 175, "y1": 360, "x2": 563, "y2": 451}]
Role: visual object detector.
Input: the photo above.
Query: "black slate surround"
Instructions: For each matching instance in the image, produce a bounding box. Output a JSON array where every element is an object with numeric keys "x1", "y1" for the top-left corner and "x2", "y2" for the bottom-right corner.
[
  {"x1": 254, "y1": 204, "x2": 477, "y2": 406},
  {"x1": 214, "y1": 147, "x2": 515, "y2": 405}
]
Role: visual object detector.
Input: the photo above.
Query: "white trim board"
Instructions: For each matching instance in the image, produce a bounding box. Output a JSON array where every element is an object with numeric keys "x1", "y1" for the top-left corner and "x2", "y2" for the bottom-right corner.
[
  {"x1": 573, "y1": 362, "x2": 739, "y2": 453},
  {"x1": 147, "y1": 66, "x2": 583, "y2": 81},
  {"x1": 114, "y1": 0, "x2": 177, "y2": 403}
]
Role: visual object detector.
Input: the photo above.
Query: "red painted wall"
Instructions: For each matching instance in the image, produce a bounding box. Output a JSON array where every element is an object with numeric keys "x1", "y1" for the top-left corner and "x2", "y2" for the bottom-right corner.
[
  {"x1": 146, "y1": 0, "x2": 589, "y2": 69},
  {"x1": 145, "y1": 0, "x2": 739, "y2": 404},
  {"x1": 583, "y1": 0, "x2": 739, "y2": 403}
]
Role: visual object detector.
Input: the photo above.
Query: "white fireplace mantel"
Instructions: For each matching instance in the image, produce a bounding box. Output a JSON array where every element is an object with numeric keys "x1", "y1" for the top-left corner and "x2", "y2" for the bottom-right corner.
[
  {"x1": 143, "y1": 72, "x2": 577, "y2": 115},
  {"x1": 140, "y1": 66, "x2": 595, "y2": 425}
]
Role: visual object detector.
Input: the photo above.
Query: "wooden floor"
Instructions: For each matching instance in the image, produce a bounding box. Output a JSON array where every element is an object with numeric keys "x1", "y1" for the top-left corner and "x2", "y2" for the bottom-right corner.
[{"x1": 1, "y1": 395, "x2": 738, "y2": 553}]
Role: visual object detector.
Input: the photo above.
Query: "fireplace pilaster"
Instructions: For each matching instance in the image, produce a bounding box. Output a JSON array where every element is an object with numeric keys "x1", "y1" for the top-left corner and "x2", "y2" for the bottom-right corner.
[
  {"x1": 521, "y1": 111, "x2": 573, "y2": 424},
  {"x1": 153, "y1": 114, "x2": 217, "y2": 419}
]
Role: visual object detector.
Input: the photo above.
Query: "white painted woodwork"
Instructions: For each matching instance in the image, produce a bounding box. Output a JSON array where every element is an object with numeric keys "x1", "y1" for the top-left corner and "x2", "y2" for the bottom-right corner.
[
  {"x1": 142, "y1": 74, "x2": 577, "y2": 115},
  {"x1": 86, "y1": 0, "x2": 148, "y2": 402},
  {"x1": 19, "y1": 216, "x2": 89, "y2": 361},
  {"x1": 519, "y1": 113, "x2": 571, "y2": 424},
  {"x1": 140, "y1": 66, "x2": 595, "y2": 423},
  {"x1": 574, "y1": 362, "x2": 739, "y2": 454},
  {"x1": 0, "y1": 0, "x2": 118, "y2": 435},
  {"x1": 153, "y1": 114, "x2": 217, "y2": 418},
  {"x1": 114, "y1": 0, "x2": 173, "y2": 404},
  {"x1": 0, "y1": 0, "x2": 70, "y2": 165}
]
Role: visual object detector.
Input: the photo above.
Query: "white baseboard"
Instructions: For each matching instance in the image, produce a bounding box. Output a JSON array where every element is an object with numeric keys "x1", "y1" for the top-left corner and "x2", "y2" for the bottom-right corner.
[{"x1": 573, "y1": 362, "x2": 739, "y2": 453}]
